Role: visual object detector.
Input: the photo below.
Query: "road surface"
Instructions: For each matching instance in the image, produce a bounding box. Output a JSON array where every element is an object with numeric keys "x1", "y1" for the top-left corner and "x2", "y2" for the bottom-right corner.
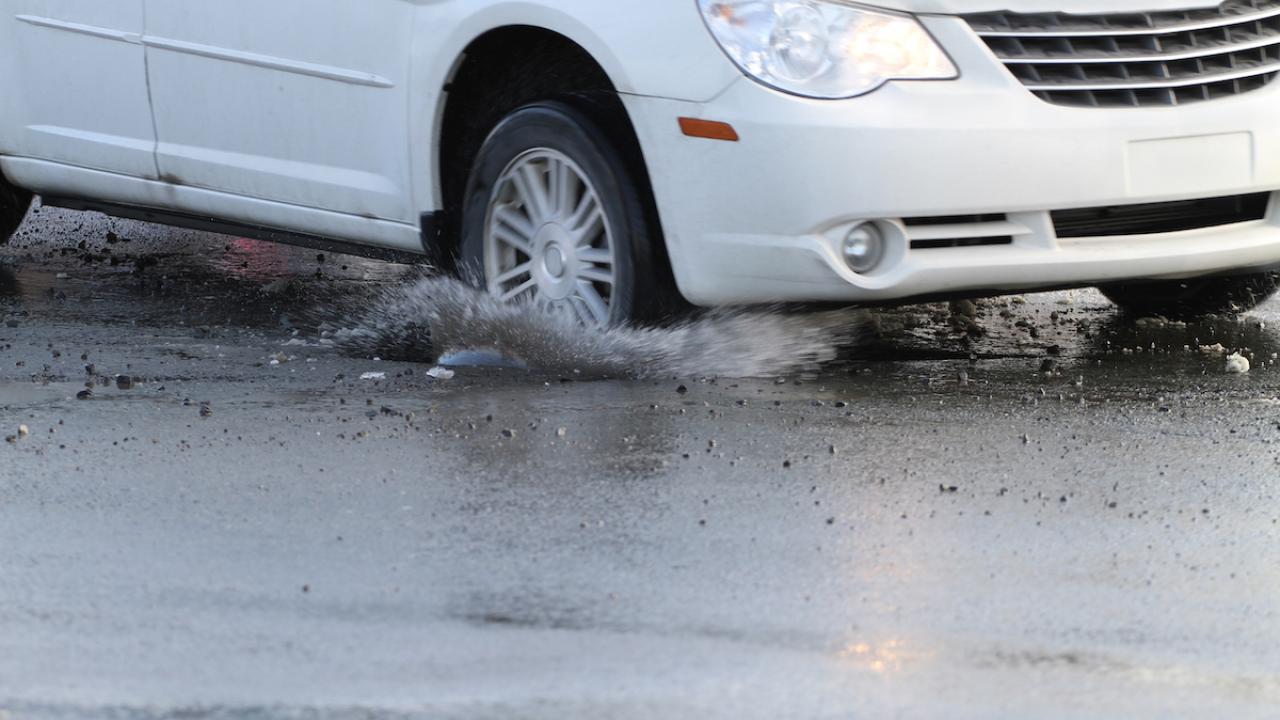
[{"x1": 3, "y1": 202, "x2": 1279, "y2": 719}]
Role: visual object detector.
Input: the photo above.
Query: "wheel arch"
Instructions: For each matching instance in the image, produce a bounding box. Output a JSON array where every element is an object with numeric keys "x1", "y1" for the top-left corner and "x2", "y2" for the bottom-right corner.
[
  {"x1": 428, "y1": 22, "x2": 645, "y2": 267},
  {"x1": 410, "y1": 2, "x2": 735, "y2": 261}
]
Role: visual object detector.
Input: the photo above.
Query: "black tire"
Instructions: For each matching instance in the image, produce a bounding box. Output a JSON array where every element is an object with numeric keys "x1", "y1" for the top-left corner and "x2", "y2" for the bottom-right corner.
[
  {"x1": 0, "y1": 171, "x2": 32, "y2": 246},
  {"x1": 459, "y1": 100, "x2": 666, "y2": 325},
  {"x1": 1099, "y1": 270, "x2": 1280, "y2": 318}
]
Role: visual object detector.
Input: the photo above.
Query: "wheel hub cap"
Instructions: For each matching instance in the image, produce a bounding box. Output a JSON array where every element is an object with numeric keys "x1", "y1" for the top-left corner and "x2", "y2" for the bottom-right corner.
[
  {"x1": 533, "y1": 224, "x2": 576, "y2": 300},
  {"x1": 544, "y1": 242, "x2": 567, "y2": 279}
]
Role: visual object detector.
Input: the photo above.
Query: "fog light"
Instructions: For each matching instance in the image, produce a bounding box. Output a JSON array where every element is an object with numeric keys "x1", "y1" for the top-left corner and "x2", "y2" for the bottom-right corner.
[{"x1": 842, "y1": 223, "x2": 885, "y2": 273}]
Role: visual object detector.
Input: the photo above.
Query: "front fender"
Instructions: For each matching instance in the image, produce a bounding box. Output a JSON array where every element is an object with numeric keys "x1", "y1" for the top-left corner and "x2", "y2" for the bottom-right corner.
[{"x1": 407, "y1": 0, "x2": 739, "y2": 214}]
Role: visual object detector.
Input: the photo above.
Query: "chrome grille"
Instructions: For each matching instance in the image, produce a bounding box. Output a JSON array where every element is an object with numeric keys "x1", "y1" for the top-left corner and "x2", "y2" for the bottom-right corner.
[{"x1": 965, "y1": 0, "x2": 1280, "y2": 107}]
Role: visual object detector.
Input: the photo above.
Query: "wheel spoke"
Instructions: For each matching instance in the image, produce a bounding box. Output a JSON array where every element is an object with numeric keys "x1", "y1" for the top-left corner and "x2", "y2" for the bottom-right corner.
[
  {"x1": 575, "y1": 280, "x2": 611, "y2": 325},
  {"x1": 577, "y1": 265, "x2": 614, "y2": 285},
  {"x1": 577, "y1": 247, "x2": 613, "y2": 266},
  {"x1": 572, "y1": 207, "x2": 605, "y2": 247},
  {"x1": 492, "y1": 262, "x2": 533, "y2": 287},
  {"x1": 568, "y1": 297, "x2": 596, "y2": 326},
  {"x1": 514, "y1": 162, "x2": 552, "y2": 222},
  {"x1": 494, "y1": 205, "x2": 536, "y2": 243},
  {"x1": 492, "y1": 223, "x2": 533, "y2": 257},
  {"x1": 551, "y1": 158, "x2": 579, "y2": 218},
  {"x1": 565, "y1": 191, "x2": 594, "y2": 229},
  {"x1": 499, "y1": 277, "x2": 537, "y2": 302}
]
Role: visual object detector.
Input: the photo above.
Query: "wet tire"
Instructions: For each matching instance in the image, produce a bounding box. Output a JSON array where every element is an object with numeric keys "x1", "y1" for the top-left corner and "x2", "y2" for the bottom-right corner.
[
  {"x1": 1099, "y1": 271, "x2": 1280, "y2": 318},
  {"x1": 459, "y1": 100, "x2": 666, "y2": 326},
  {"x1": 0, "y1": 171, "x2": 32, "y2": 246}
]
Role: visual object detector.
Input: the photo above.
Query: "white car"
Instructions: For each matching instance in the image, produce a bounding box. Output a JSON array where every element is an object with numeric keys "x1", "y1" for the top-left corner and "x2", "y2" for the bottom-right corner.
[{"x1": 3, "y1": 0, "x2": 1280, "y2": 324}]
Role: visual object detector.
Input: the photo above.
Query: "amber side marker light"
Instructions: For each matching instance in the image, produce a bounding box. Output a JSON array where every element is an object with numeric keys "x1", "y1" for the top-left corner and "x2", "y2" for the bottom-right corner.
[{"x1": 678, "y1": 117, "x2": 740, "y2": 142}]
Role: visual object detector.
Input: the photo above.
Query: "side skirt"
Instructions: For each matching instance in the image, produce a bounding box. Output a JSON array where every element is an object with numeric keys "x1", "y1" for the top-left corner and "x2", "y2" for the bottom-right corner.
[{"x1": 41, "y1": 195, "x2": 431, "y2": 264}]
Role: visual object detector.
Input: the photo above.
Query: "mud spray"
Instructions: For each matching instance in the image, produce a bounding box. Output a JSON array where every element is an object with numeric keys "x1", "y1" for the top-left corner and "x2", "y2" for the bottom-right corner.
[{"x1": 330, "y1": 275, "x2": 868, "y2": 379}]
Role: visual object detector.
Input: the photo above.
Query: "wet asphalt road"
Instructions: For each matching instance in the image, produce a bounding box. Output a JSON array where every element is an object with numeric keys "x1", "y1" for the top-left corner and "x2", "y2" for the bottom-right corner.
[{"x1": 3, "y1": 202, "x2": 1280, "y2": 719}]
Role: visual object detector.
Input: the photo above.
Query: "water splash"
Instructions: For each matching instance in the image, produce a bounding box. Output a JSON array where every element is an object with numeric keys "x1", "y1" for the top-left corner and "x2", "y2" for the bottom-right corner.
[{"x1": 332, "y1": 275, "x2": 867, "y2": 379}]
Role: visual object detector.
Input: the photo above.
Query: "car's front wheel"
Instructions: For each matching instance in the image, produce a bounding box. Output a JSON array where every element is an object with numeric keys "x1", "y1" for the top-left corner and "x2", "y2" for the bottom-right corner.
[
  {"x1": 0, "y1": 172, "x2": 32, "y2": 245},
  {"x1": 459, "y1": 101, "x2": 665, "y2": 327},
  {"x1": 1099, "y1": 270, "x2": 1280, "y2": 318}
]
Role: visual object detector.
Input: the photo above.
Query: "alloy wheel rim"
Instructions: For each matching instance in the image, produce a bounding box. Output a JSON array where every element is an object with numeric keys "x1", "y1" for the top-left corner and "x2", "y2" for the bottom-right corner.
[{"x1": 483, "y1": 148, "x2": 617, "y2": 327}]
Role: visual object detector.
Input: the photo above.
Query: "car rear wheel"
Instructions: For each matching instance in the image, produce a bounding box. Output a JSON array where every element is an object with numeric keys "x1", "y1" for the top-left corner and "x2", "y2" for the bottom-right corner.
[
  {"x1": 1099, "y1": 271, "x2": 1280, "y2": 318},
  {"x1": 459, "y1": 101, "x2": 665, "y2": 327},
  {"x1": 0, "y1": 172, "x2": 32, "y2": 245}
]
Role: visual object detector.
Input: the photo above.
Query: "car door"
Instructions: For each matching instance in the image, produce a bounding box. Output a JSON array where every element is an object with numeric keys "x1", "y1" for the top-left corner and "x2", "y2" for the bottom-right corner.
[
  {"x1": 141, "y1": 1, "x2": 417, "y2": 223},
  {"x1": 0, "y1": 0, "x2": 157, "y2": 178}
]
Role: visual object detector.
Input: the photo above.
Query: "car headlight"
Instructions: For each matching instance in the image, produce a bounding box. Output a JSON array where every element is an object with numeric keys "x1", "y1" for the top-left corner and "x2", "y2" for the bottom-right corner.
[{"x1": 697, "y1": 0, "x2": 958, "y2": 99}]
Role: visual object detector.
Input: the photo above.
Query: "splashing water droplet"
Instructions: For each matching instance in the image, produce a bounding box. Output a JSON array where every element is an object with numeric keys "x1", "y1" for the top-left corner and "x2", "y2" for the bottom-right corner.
[{"x1": 331, "y1": 276, "x2": 867, "y2": 379}]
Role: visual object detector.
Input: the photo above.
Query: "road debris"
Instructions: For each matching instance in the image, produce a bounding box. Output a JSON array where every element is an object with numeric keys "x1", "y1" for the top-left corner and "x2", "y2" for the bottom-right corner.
[
  {"x1": 1226, "y1": 353, "x2": 1251, "y2": 374},
  {"x1": 1135, "y1": 316, "x2": 1188, "y2": 329},
  {"x1": 426, "y1": 366, "x2": 455, "y2": 380}
]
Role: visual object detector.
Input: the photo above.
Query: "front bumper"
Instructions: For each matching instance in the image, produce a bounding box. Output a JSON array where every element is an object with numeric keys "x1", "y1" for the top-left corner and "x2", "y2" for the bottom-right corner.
[{"x1": 625, "y1": 15, "x2": 1280, "y2": 306}]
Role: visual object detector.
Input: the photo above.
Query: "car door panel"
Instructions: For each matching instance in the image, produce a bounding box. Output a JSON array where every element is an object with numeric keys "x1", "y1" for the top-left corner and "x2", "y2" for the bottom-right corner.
[
  {"x1": 0, "y1": 0, "x2": 157, "y2": 178},
  {"x1": 143, "y1": 2, "x2": 416, "y2": 222}
]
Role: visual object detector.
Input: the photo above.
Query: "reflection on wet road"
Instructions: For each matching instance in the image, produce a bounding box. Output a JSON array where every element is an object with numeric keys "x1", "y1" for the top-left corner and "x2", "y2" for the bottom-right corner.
[{"x1": 2, "y1": 202, "x2": 1280, "y2": 719}]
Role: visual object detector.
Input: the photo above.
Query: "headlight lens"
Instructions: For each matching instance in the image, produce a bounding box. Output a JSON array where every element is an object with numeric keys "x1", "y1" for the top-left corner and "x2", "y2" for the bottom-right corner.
[{"x1": 697, "y1": 0, "x2": 958, "y2": 99}]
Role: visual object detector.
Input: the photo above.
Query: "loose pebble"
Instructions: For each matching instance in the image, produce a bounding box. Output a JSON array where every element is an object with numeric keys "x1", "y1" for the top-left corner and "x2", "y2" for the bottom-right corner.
[{"x1": 1226, "y1": 353, "x2": 1251, "y2": 374}]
